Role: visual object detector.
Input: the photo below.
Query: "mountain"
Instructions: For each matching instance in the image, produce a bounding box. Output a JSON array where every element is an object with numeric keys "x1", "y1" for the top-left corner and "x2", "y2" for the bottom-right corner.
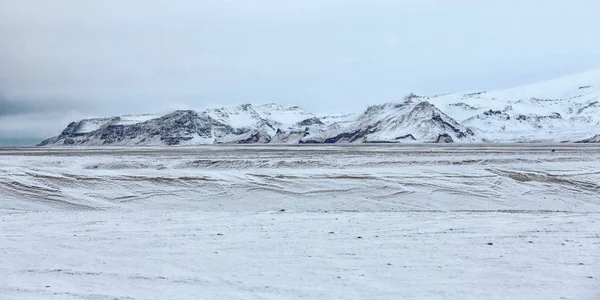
[
  {"x1": 39, "y1": 100, "x2": 474, "y2": 146},
  {"x1": 301, "y1": 99, "x2": 476, "y2": 143},
  {"x1": 318, "y1": 113, "x2": 359, "y2": 128},
  {"x1": 425, "y1": 69, "x2": 600, "y2": 142},
  {"x1": 39, "y1": 104, "x2": 326, "y2": 146},
  {"x1": 39, "y1": 68, "x2": 600, "y2": 145}
]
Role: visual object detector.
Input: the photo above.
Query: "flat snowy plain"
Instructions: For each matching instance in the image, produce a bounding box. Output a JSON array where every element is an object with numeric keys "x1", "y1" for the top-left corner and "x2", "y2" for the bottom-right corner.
[{"x1": 1, "y1": 145, "x2": 599, "y2": 299}]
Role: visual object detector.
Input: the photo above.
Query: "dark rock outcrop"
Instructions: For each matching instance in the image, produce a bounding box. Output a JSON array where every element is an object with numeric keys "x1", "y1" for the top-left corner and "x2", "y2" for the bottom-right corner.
[{"x1": 575, "y1": 134, "x2": 600, "y2": 143}]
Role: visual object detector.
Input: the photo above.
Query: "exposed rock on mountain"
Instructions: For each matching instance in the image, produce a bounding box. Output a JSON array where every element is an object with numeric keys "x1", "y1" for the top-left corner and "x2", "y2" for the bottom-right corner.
[
  {"x1": 39, "y1": 104, "x2": 328, "y2": 146},
  {"x1": 576, "y1": 134, "x2": 600, "y2": 143},
  {"x1": 301, "y1": 100, "x2": 475, "y2": 144}
]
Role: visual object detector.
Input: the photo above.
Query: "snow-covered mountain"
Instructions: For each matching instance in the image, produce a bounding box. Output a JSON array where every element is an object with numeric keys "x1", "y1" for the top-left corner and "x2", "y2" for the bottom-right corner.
[
  {"x1": 318, "y1": 113, "x2": 359, "y2": 128},
  {"x1": 426, "y1": 68, "x2": 600, "y2": 142},
  {"x1": 301, "y1": 100, "x2": 475, "y2": 143},
  {"x1": 40, "y1": 101, "x2": 475, "y2": 146},
  {"x1": 39, "y1": 104, "x2": 327, "y2": 146},
  {"x1": 39, "y1": 69, "x2": 600, "y2": 145}
]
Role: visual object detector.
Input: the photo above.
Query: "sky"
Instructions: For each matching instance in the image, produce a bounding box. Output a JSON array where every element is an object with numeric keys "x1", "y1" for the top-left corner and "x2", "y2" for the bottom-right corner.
[{"x1": 1, "y1": 0, "x2": 600, "y2": 145}]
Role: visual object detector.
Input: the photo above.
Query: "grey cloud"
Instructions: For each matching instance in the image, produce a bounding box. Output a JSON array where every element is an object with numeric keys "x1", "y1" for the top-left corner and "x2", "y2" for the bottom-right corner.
[
  {"x1": 0, "y1": 110, "x2": 88, "y2": 142},
  {"x1": 0, "y1": 93, "x2": 108, "y2": 144},
  {"x1": 0, "y1": 94, "x2": 87, "y2": 117},
  {"x1": 0, "y1": 96, "x2": 36, "y2": 117}
]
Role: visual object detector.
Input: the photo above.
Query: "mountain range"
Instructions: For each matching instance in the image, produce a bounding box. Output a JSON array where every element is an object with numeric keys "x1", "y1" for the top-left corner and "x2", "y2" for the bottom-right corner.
[{"x1": 39, "y1": 69, "x2": 600, "y2": 146}]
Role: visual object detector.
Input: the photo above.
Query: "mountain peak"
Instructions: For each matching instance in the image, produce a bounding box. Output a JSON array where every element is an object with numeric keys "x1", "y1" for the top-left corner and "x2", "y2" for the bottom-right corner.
[
  {"x1": 256, "y1": 103, "x2": 285, "y2": 110},
  {"x1": 302, "y1": 100, "x2": 475, "y2": 144}
]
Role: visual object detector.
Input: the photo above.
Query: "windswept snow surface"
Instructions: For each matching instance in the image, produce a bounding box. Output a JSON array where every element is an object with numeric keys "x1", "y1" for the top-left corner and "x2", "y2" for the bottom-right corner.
[
  {"x1": 2, "y1": 145, "x2": 600, "y2": 212},
  {"x1": 1, "y1": 145, "x2": 599, "y2": 299},
  {"x1": 1, "y1": 211, "x2": 598, "y2": 300}
]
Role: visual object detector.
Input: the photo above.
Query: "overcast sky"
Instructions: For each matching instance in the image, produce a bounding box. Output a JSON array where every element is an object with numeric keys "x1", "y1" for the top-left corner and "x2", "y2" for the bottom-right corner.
[{"x1": 1, "y1": 0, "x2": 600, "y2": 145}]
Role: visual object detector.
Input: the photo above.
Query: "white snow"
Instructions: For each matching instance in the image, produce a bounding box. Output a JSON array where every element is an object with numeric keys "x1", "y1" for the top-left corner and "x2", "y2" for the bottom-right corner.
[
  {"x1": 318, "y1": 112, "x2": 360, "y2": 129},
  {"x1": 1, "y1": 210, "x2": 597, "y2": 300},
  {"x1": 254, "y1": 104, "x2": 316, "y2": 127},
  {"x1": 73, "y1": 115, "x2": 160, "y2": 134},
  {"x1": 307, "y1": 101, "x2": 476, "y2": 143},
  {"x1": 2, "y1": 145, "x2": 599, "y2": 299},
  {"x1": 203, "y1": 104, "x2": 317, "y2": 130},
  {"x1": 115, "y1": 114, "x2": 160, "y2": 125},
  {"x1": 490, "y1": 68, "x2": 600, "y2": 101},
  {"x1": 2, "y1": 145, "x2": 600, "y2": 212},
  {"x1": 426, "y1": 68, "x2": 600, "y2": 141},
  {"x1": 74, "y1": 119, "x2": 107, "y2": 133},
  {"x1": 204, "y1": 105, "x2": 262, "y2": 128}
]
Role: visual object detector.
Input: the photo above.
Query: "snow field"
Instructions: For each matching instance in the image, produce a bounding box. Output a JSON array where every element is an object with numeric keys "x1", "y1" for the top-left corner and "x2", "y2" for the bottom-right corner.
[
  {"x1": 0, "y1": 211, "x2": 598, "y2": 300},
  {"x1": 1, "y1": 145, "x2": 599, "y2": 299}
]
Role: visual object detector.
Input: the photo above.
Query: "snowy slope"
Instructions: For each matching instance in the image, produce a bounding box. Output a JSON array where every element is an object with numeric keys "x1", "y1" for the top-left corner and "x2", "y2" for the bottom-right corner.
[
  {"x1": 254, "y1": 103, "x2": 319, "y2": 127},
  {"x1": 202, "y1": 103, "x2": 319, "y2": 132},
  {"x1": 427, "y1": 69, "x2": 600, "y2": 142},
  {"x1": 64, "y1": 114, "x2": 160, "y2": 134},
  {"x1": 203, "y1": 104, "x2": 266, "y2": 129},
  {"x1": 303, "y1": 100, "x2": 476, "y2": 143},
  {"x1": 318, "y1": 112, "x2": 360, "y2": 133}
]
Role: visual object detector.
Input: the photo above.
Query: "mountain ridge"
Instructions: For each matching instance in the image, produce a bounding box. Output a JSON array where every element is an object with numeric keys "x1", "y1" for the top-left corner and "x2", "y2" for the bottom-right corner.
[{"x1": 39, "y1": 69, "x2": 600, "y2": 145}]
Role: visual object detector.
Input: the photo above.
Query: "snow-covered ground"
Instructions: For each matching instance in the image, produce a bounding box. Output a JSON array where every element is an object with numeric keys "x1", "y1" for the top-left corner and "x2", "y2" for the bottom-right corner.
[
  {"x1": 2, "y1": 145, "x2": 600, "y2": 212},
  {"x1": 0, "y1": 211, "x2": 597, "y2": 300},
  {"x1": 1, "y1": 145, "x2": 599, "y2": 299}
]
